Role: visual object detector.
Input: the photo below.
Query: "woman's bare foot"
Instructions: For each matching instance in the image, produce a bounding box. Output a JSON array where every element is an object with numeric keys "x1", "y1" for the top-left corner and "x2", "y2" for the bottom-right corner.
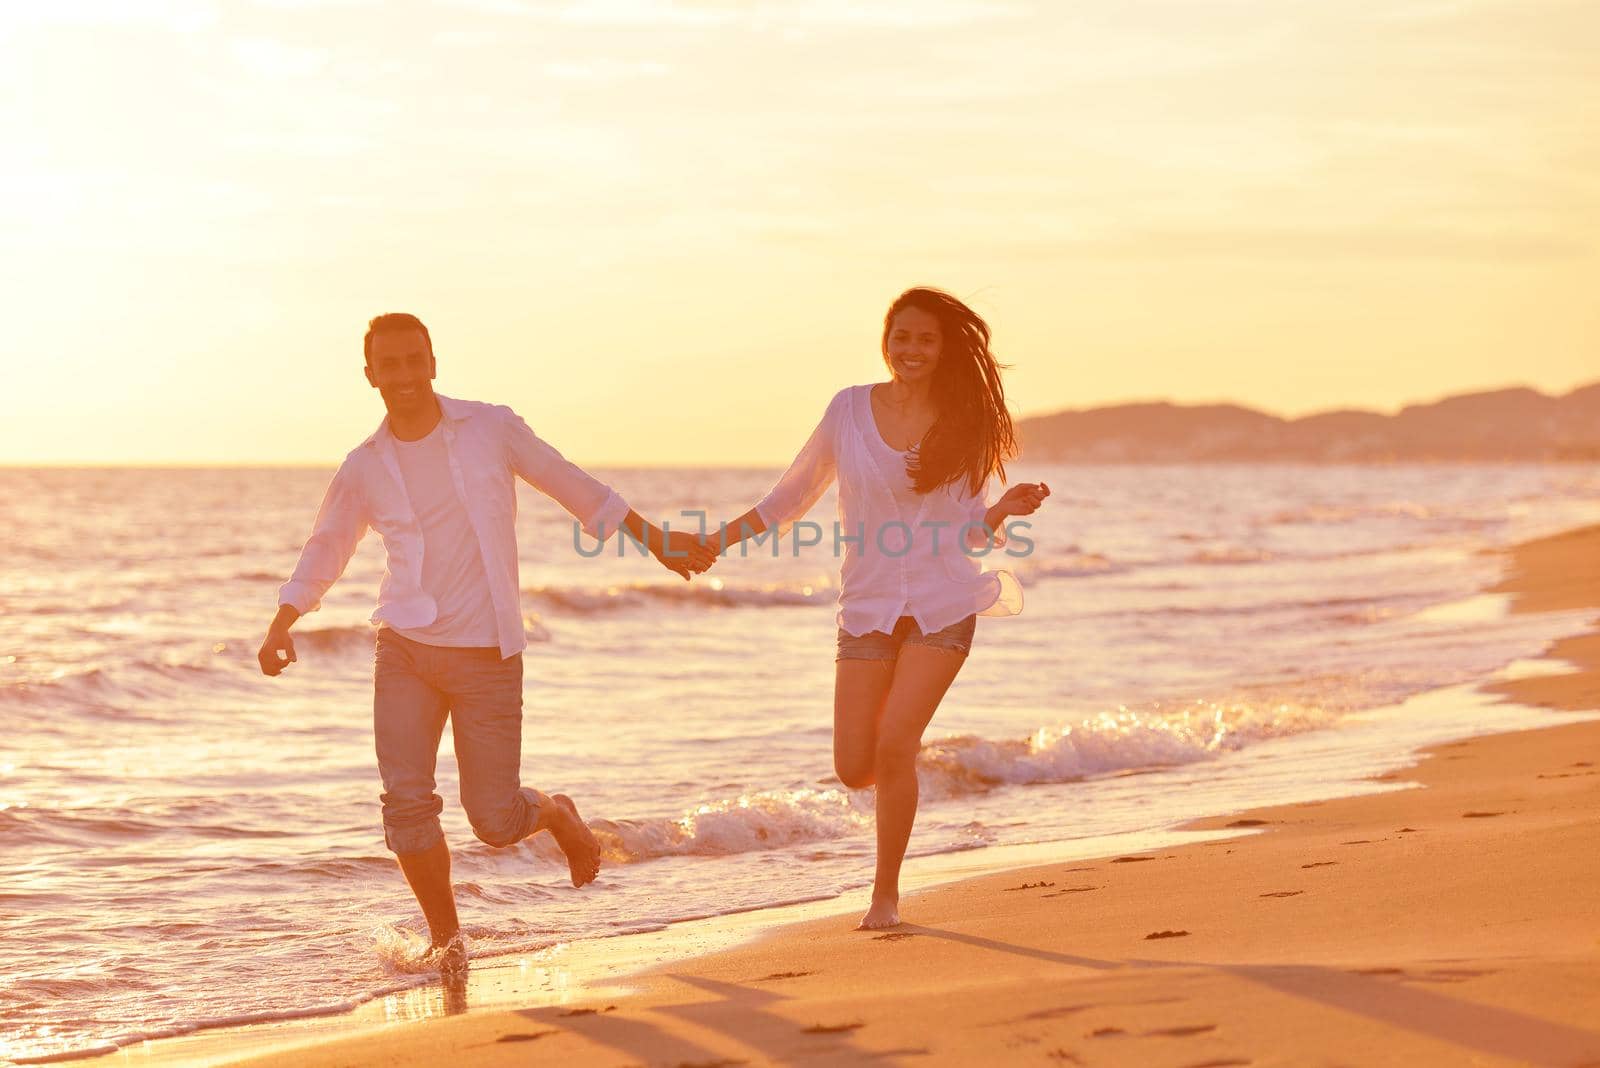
[
  {"x1": 857, "y1": 895, "x2": 901, "y2": 930},
  {"x1": 544, "y1": 793, "x2": 601, "y2": 887}
]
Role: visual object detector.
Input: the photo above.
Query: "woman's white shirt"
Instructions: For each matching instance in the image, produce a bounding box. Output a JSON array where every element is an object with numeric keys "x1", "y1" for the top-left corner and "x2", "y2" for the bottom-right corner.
[{"x1": 755, "y1": 384, "x2": 1023, "y2": 637}]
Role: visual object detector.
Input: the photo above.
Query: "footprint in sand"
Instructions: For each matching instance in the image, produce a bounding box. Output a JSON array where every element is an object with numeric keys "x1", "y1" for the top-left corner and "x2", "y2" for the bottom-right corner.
[
  {"x1": 1413, "y1": 966, "x2": 1495, "y2": 983},
  {"x1": 1015, "y1": 1005, "x2": 1094, "y2": 1022},
  {"x1": 802, "y1": 1021, "x2": 864, "y2": 1034},
  {"x1": 1226, "y1": 819, "x2": 1269, "y2": 828},
  {"x1": 1341, "y1": 839, "x2": 1373, "y2": 845},
  {"x1": 1461, "y1": 811, "x2": 1505, "y2": 818},
  {"x1": 1112, "y1": 856, "x2": 1156, "y2": 864},
  {"x1": 874, "y1": 932, "x2": 916, "y2": 942},
  {"x1": 496, "y1": 1030, "x2": 556, "y2": 1043},
  {"x1": 1146, "y1": 1023, "x2": 1217, "y2": 1037},
  {"x1": 1003, "y1": 881, "x2": 1056, "y2": 891},
  {"x1": 1398, "y1": 827, "x2": 1420, "y2": 833},
  {"x1": 1350, "y1": 966, "x2": 1404, "y2": 976},
  {"x1": 1088, "y1": 1027, "x2": 1127, "y2": 1038},
  {"x1": 1044, "y1": 886, "x2": 1100, "y2": 897},
  {"x1": 755, "y1": 971, "x2": 814, "y2": 982},
  {"x1": 1144, "y1": 930, "x2": 1190, "y2": 940},
  {"x1": 1300, "y1": 861, "x2": 1337, "y2": 869},
  {"x1": 1259, "y1": 890, "x2": 1303, "y2": 898}
]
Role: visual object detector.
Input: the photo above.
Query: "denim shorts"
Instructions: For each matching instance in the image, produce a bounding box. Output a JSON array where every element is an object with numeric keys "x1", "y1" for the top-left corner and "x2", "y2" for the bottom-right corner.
[{"x1": 835, "y1": 614, "x2": 977, "y2": 662}]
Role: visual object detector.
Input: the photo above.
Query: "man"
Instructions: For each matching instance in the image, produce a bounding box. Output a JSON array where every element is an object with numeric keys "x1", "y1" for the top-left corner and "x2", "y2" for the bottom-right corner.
[{"x1": 257, "y1": 312, "x2": 713, "y2": 969}]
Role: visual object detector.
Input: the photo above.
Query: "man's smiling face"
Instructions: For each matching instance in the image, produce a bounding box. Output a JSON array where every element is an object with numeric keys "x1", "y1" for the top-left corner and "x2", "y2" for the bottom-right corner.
[{"x1": 364, "y1": 326, "x2": 437, "y2": 418}]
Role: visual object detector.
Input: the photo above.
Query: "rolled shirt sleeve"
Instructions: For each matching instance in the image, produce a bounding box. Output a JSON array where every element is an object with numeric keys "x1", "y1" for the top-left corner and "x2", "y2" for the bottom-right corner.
[
  {"x1": 278, "y1": 459, "x2": 371, "y2": 615},
  {"x1": 755, "y1": 391, "x2": 844, "y2": 535},
  {"x1": 500, "y1": 405, "x2": 630, "y2": 541}
]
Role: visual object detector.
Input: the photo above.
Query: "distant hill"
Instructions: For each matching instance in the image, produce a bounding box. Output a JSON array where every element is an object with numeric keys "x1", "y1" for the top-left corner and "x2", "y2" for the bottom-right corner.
[{"x1": 1017, "y1": 382, "x2": 1600, "y2": 462}]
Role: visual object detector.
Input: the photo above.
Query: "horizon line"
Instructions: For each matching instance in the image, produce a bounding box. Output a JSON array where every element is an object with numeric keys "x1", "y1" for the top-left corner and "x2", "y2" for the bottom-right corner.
[{"x1": 6, "y1": 378, "x2": 1595, "y2": 470}]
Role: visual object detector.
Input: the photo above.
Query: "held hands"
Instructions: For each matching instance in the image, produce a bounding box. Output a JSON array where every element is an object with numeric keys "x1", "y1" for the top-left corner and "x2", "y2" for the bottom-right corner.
[
  {"x1": 257, "y1": 625, "x2": 297, "y2": 676},
  {"x1": 998, "y1": 481, "x2": 1051, "y2": 518},
  {"x1": 654, "y1": 529, "x2": 718, "y2": 581}
]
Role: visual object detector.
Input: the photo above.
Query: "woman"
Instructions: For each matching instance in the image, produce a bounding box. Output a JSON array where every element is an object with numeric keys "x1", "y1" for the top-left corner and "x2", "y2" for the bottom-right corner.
[{"x1": 716, "y1": 287, "x2": 1049, "y2": 929}]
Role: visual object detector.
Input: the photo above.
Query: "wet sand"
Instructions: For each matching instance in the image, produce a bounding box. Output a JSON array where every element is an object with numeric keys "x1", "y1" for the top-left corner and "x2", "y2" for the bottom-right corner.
[{"x1": 156, "y1": 527, "x2": 1600, "y2": 1066}]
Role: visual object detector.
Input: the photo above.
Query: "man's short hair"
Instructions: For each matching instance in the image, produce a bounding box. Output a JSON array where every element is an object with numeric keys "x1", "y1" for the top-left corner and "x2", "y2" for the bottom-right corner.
[{"x1": 364, "y1": 313, "x2": 432, "y2": 364}]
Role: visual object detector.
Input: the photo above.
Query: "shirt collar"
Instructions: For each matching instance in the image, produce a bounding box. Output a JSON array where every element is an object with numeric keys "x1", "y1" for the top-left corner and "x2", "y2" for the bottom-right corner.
[{"x1": 361, "y1": 393, "x2": 473, "y2": 449}]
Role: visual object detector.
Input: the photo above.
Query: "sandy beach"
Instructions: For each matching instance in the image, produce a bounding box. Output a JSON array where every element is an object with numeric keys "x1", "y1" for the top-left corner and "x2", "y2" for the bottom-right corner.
[{"x1": 201, "y1": 524, "x2": 1600, "y2": 1067}]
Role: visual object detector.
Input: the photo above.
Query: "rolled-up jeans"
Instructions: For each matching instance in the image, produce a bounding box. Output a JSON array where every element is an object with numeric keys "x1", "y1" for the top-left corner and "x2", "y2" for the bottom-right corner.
[{"x1": 373, "y1": 627, "x2": 543, "y2": 855}]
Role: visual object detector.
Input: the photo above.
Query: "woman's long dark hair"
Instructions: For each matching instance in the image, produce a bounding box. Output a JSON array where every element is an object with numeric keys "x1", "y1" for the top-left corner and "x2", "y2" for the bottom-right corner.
[{"x1": 885, "y1": 287, "x2": 1017, "y2": 497}]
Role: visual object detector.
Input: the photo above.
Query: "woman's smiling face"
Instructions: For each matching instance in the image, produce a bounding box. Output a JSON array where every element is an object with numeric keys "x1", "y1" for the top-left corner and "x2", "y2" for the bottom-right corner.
[{"x1": 883, "y1": 304, "x2": 943, "y2": 384}]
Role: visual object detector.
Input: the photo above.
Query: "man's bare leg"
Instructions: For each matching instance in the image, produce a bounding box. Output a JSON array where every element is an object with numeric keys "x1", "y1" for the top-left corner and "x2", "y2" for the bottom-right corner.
[
  {"x1": 532, "y1": 790, "x2": 601, "y2": 887},
  {"x1": 396, "y1": 838, "x2": 461, "y2": 952}
]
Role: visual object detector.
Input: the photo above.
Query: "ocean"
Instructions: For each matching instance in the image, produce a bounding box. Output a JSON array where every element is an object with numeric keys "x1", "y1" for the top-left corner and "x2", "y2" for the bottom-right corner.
[{"x1": 3, "y1": 462, "x2": 1598, "y2": 1063}]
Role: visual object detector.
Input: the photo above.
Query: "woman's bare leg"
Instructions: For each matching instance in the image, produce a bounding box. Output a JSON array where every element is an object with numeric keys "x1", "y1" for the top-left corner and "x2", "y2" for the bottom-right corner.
[
  {"x1": 833, "y1": 658, "x2": 896, "y2": 789},
  {"x1": 859, "y1": 644, "x2": 966, "y2": 929}
]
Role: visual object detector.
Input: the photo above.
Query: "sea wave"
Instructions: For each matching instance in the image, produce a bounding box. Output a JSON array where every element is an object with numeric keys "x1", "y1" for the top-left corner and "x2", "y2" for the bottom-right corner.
[
  {"x1": 579, "y1": 699, "x2": 1336, "y2": 864},
  {"x1": 242, "y1": 855, "x2": 400, "y2": 881},
  {"x1": 234, "y1": 570, "x2": 286, "y2": 583},
  {"x1": 0, "y1": 805, "x2": 308, "y2": 848},
  {"x1": 590, "y1": 787, "x2": 871, "y2": 862},
  {"x1": 1186, "y1": 546, "x2": 1275, "y2": 565},
  {"x1": 524, "y1": 579, "x2": 835, "y2": 615},
  {"x1": 920, "y1": 700, "x2": 1335, "y2": 790},
  {"x1": 0, "y1": 659, "x2": 233, "y2": 714},
  {"x1": 1265, "y1": 501, "x2": 1435, "y2": 526},
  {"x1": 1071, "y1": 592, "x2": 1420, "y2": 623},
  {"x1": 291, "y1": 623, "x2": 380, "y2": 654},
  {"x1": 1016, "y1": 551, "x2": 1125, "y2": 579},
  {"x1": 291, "y1": 618, "x2": 552, "y2": 654}
]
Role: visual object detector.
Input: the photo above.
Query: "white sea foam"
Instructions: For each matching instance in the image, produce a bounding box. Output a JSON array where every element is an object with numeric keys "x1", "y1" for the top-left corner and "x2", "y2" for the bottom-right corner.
[
  {"x1": 919, "y1": 701, "x2": 1337, "y2": 792},
  {"x1": 591, "y1": 701, "x2": 1339, "y2": 862},
  {"x1": 525, "y1": 578, "x2": 835, "y2": 615},
  {"x1": 593, "y1": 787, "x2": 871, "y2": 861}
]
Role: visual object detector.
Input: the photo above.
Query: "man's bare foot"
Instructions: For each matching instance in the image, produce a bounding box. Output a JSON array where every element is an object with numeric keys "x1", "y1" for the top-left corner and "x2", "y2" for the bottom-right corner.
[
  {"x1": 545, "y1": 793, "x2": 601, "y2": 887},
  {"x1": 432, "y1": 932, "x2": 468, "y2": 979},
  {"x1": 857, "y1": 896, "x2": 901, "y2": 930}
]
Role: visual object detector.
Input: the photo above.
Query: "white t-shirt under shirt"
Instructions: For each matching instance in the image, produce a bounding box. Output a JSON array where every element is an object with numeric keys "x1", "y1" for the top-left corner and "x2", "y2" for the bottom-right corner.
[{"x1": 389, "y1": 423, "x2": 499, "y2": 648}]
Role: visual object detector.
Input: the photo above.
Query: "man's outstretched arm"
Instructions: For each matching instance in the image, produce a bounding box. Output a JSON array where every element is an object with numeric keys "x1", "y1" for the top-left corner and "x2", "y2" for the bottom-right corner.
[
  {"x1": 260, "y1": 464, "x2": 369, "y2": 676},
  {"x1": 501, "y1": 406, "x2": 713, "y2": 579}
]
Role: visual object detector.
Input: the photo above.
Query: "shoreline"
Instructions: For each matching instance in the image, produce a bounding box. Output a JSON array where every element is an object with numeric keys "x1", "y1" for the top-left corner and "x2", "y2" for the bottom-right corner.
[{"x1": 49, "y1": 525, "x2": 1600, "y2": 1067}]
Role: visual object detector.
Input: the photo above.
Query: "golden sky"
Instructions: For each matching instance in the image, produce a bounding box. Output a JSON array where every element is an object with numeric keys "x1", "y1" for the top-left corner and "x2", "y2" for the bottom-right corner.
[{"x1": 2, "y1": 0, "x2": 1595, "y2": 465}]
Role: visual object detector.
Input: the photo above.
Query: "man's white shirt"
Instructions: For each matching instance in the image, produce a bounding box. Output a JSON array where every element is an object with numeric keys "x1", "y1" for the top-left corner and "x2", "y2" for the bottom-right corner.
[{"x1": 278, "y1": 395, "x2": 629, "y2": 658}]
